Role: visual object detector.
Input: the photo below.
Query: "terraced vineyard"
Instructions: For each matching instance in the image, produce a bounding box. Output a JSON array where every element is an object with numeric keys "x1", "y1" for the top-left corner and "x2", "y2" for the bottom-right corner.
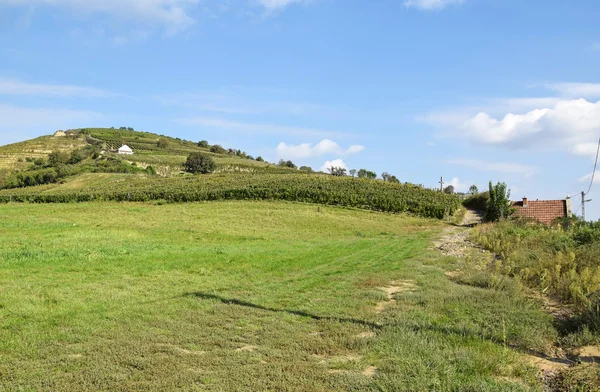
[
  {"x1": 0, "y1": 173, "x2": 461, "y2": 219},
  {"x1": 0, "y1": 135, "x2": 86, "y2": 171}
]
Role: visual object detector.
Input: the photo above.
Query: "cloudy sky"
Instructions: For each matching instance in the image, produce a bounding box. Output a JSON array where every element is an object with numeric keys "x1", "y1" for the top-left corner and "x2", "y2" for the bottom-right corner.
[{"x1": 1, "y1": 0, "x2": 600, "y2": 219}]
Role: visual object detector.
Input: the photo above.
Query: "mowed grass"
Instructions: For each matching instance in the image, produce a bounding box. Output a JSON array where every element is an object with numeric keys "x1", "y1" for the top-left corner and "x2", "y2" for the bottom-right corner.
[{"x1": 0, "y1": 202, "x2": 554, "y2": 391}]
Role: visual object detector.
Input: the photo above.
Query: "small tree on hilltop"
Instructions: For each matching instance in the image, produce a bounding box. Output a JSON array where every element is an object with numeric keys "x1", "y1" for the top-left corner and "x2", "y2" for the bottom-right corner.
[
  {"x1": 278, "y1": 159, "x2": 297, "y2": 169},
  {"x1": 197, "y1": 140, "x2": 209, "y2": 148},
  {"x1": 328, "y1": 166, "x2": 347, "y2": 176},
  {"x1": 485, "y1": 181, "x2": 514, "y2": 222},
  {"x1": 185, "y1": 153, "x2": 216, "y2": 174},
  {"x1": 358, "y1": 169, "x2": 377, "y2": 179},
  {"x1": 469, "y1": 185, "x2": 479, "y2": 194},
  {"x1": 210, "y1": 144, "x2": 227, "y2": 155},
  {"x1": 444, "y1": 185, "x2": 455, "y2": 194},
  {"x1": 349, "y1": 169, "x2": 357, "y2": 178}
]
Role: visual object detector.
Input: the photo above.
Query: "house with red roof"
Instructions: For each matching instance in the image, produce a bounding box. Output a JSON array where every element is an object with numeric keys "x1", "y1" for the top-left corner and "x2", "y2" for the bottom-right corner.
[{"x1": 511, "y1": 197, "x2": 572, "y2": 225}]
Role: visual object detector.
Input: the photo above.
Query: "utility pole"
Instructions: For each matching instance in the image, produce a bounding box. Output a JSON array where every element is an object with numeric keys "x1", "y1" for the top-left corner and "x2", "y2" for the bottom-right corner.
[
  {"x1": 439, "y1": 177, "x2": 444, "y2": 192},
  {"x1": 582, "y1": 191, "x2": 593, "y2": 221}
]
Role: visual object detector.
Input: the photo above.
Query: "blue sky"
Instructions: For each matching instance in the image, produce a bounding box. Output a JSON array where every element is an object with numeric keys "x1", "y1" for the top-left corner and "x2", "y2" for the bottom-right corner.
[{"x1": 1, "y1": 0, "x2": 600, "y2": 219}]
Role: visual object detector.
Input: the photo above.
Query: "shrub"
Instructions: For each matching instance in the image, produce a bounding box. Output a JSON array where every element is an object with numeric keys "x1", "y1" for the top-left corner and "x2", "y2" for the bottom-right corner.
[
  {"x1": 485, "y1": 182, "x2": 514, "y2": 222},
  {"x1": 328, "y1": 166, "x2": 346, "y2": 176},
  {"x1": 185, "y1": 153, "x2": 216, "y2": 174},
  {"x1": 256, "y1": 156, "x2": 264, "y2": 162},
  {"x1": 210, "y1": 145, "x2": 227, "y2": 155},
  {"x1": 463, "y1": 192, "x2": 489, "y2": 212},
  {"x1": 357, "y1": 169, "x2": 377, "y2": 179},
  {"x1": 157, "y1": 138, "x2": 169, "y2": 148},
  {"x1": 198, "y1": 140, "x2": 209, "y2": 148},
  {"x1": 278, "y1": 160, "x2": 297, "y2": 169},
  {"x1": 48, "y1": 151, "x2": 69, "y2": 167}
]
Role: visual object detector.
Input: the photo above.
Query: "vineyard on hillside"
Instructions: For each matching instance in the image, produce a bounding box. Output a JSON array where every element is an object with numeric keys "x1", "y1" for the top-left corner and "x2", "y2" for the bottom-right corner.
[{"x1": 0, "y1": 173, "x2": 461, "y2": 219}]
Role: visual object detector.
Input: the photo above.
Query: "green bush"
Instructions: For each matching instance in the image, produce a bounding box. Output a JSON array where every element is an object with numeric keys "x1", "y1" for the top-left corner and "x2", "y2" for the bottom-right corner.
[
  {"x1": 463, "y1": 192, "x2": 489, "y2": 211},
  {"x1": 185, "y1": 153, "x2": 216, "y2": 174}
]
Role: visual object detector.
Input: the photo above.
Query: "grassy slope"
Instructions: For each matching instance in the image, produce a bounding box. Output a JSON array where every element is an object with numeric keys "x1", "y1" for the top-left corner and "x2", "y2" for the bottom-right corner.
[{"x1": 0, "y1": 202, "x2": 555, "y2": 391}]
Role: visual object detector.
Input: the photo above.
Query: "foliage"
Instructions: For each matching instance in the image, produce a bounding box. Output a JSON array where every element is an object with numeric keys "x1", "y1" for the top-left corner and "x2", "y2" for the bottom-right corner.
[
  {"x1": 463, "y1": 192, "x2": 489, "y2": 212},
  {"x1": 184, "y1": 152, "x2": 216, "y2": 174},
  {"x1": 443, "y1": 185, "x2": 455, "y2": 194},
  {"x1": 349, "y1": 169, "x2": 357, "y2": 178},
  {"x1": 210, "y1": 144, "x2": 227, "y2": 154},
  {"x1": 382, "y1": 172, "x2": 400, "y2": 183},
  {"x1": 469, "y1": 185, "x2": 479, "y2": 194},
  {"x1": 48, "y1": 151, "x2": 70, "y2": 167},
  {"x1": 357, "y1": 169, "x2": 377, "y2": 179},
  {"x1": 328, "y1": 166, "x2": 346, "y2": 176},
  {"x1": 157, "y1": 138, "x2": 169, "y2": 148},
  {"x1": 485, "y1": 181, "x2": 514, "y2": 222},
  {"x1": 256, "y1": 156, "x2": 264, "y2": 162},
  {"x1": 299, "y1": 166, "x2": 313, "y2": 173},
  {"x1": 197, "y1": 140, "x2": 209, "y2": 148},
  {"x1": 0, "y1": 173, "x2": 462, "y2": 219},
  {"x1": 278, "y1": 159, "x2": 297, "y2": 169},
  {"x1": 471, "y1": 218, "x2": 600, "y2": 331}
]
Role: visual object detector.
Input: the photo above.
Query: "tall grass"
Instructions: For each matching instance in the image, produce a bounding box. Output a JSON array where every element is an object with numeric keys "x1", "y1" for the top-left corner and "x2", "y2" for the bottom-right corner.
[{"x1": 471, "y1": 219, "x2": 600, "y2": 330}]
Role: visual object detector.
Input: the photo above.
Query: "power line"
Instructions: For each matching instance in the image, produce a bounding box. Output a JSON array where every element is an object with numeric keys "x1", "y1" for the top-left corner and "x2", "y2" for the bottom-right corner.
[{"x1": 584, "y1": 137, "x2": 600, "y2": 196}]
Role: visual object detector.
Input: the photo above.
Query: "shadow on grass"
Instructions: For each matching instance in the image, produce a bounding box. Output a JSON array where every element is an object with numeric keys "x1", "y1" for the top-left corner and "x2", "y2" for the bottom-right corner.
[
  {"x1": 184, "y1": 292, "x2": 576, "y2": 366},
  {"x1": 184, "y1": 292, "x2": 382, "y2": 330}
]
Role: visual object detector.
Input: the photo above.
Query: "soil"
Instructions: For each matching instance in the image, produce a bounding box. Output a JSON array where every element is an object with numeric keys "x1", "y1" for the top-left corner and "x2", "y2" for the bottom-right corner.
[{"x1": 375, "y1": 280, "x2": 417, "y2": 314}]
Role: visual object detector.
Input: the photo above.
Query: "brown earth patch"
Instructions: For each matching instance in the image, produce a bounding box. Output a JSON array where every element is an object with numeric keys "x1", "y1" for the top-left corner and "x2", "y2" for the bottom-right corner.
[
  {"x1": 235, "y1": 345, "x2": 259, "y2": 352},
  {"x1": 375, "y1": 280, "x2": 417, "y2": 314},
  {"x1": 362, "y1": 366, "x2": 378, "y2": 377}
]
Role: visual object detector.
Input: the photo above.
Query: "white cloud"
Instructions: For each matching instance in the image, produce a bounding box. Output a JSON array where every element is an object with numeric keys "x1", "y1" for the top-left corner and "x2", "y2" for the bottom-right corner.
[
  {"x1": 404, "y1": 0, "x2": 464, "y2": 11},
  {"x1": 449, "y1": 99, "x2": 600, "y2": 156},
  {"x1": 0, "y1": 77, "x2": 118, "y2": 98},
  {"x1": 579, "y1": 171, "x2": 600, "y2": 185},
  {"x1": 319, "y1": 159, "x2": 347, "y2": 173},
  {"x1": 448, "y1": 158, "x2": 535, "y2": 177},
  {"x1": 0, "y1": 0, "x2": 199, "y2": 34},
  {"x1": 545, "y1": 82, "x2": 600, "y2": 98},
  {"x1": 256, "y1": 0, "x2": 307, "y2": 11},
  {"x1": 178, "y1": 116, "x2": 350, "y2": 138},
  {"x1": 275, "y1": 139, "x2": 365, "y2": 159},
  {"x1": 345, "y1": 145, "x2": 365, "y2": 155}
]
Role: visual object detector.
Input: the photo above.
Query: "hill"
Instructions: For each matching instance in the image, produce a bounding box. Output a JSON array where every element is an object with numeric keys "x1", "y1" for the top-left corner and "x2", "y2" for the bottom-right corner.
[{"x1": 0, "y1": 128, "x2": 461, "y2": 219}]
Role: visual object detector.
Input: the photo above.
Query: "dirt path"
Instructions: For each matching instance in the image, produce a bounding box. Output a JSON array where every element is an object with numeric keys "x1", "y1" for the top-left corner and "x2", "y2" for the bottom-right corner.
[
  {"x1": 433, "y1": 209, "x2": 484, "y2": 258},
  {"x1": 433, "y1": 210, "x2": 578, "y2": 380}
]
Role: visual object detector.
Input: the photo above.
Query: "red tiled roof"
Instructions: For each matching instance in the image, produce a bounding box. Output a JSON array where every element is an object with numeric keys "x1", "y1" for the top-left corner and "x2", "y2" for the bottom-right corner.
[{"x1": 511, "y1": 200, "x2": 567, "y2": 225}]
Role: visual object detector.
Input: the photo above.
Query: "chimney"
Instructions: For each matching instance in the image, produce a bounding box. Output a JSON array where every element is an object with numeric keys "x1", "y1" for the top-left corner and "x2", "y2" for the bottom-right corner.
[{"x1": 523, "y1": 196, "x2": 528, "y2": 207}]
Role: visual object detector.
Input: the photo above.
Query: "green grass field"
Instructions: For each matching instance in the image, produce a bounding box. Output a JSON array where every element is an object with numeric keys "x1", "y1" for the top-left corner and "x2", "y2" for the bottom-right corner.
[{"x1": 0, "y1": 202, "x2": 557, "y2": 391}]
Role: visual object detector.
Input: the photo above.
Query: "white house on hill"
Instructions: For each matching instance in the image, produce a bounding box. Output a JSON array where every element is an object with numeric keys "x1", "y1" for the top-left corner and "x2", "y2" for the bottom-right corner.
[{"x1": 118, "y1": 145, "x2": 134, "y2": 155}]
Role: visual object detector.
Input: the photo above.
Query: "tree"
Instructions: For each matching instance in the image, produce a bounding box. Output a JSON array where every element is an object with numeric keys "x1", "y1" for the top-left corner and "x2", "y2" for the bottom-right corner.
[
  {"x1": 256, "y1": 156, "x2": 264, "y2": 162},
  {"x1": 185, "y1": 153, "x2": 216, "y2": 174},
  {"x1": 328, "y1": 166, "x2": 347, "y2": 176},
  {"x1": 358, "y1": 169, "x2": 377, "y2": 179},
  {"x1": 197, "y1": 140, "x2": 209, "y2": 148},
  {"x1": 443, "y1": 185, "x2": 455, "y2": 194},
  {"x1": 48, "y1": 151, "x2": 69, "y2": 167},
  {"x1": 278, "y1": 159, "x2": 297, "y2": 169},
  {"x1": 157, "y1": 138, "x2": 169, "y2": 148},
  {"x1": 210, "y1": 145, "x2": 227, "y2": 154},
  {"x1": 485, "y1": 181, "x2": 514, "y2": 222},
  {"x1": 469, "y1": 185, "x2": 479, "y2": 194},
  {"x1": 299, "y1": 166, "x2": 313, "y2": 173},
  {"x1": 349, "y1": 169, "x2": 357, "y2": 178}
]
